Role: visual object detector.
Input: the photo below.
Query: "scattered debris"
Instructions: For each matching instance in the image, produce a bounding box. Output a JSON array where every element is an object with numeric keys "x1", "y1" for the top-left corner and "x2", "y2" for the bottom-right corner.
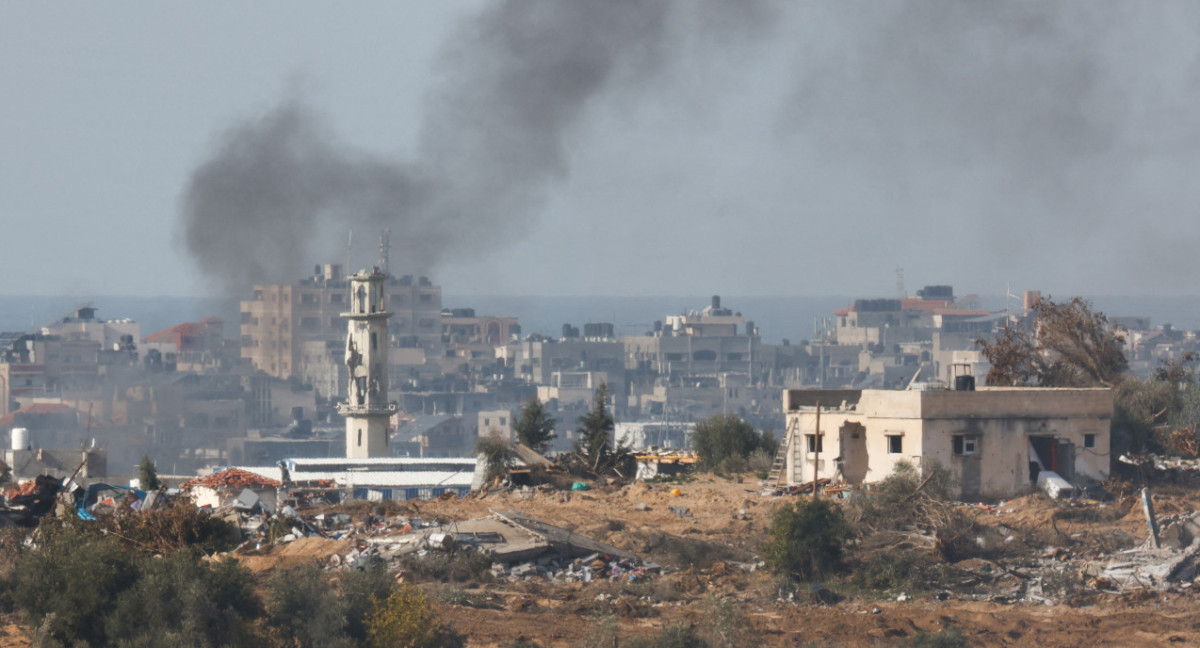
[{"x1": 668, "y1": 506, "x2": 692, "y2": 519}]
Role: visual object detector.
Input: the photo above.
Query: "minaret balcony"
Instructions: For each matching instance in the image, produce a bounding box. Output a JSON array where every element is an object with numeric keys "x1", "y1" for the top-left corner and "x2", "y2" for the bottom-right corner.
[
  {"x1": 339, "y1": 310, "x2": 391, "y2": 320},
  {"x1": 337, "y1": 402, "x2": 398, "y2": 417}
]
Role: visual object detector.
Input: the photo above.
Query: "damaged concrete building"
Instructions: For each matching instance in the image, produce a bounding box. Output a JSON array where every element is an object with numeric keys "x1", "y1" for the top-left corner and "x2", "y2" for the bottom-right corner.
[{"x1": 781, "y1": 385, "x2": 1113, "y2": 500}]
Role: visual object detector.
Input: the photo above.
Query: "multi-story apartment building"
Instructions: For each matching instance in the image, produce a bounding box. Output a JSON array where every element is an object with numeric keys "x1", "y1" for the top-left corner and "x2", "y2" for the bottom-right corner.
[
  {"x1": 240, "y1": 265, "x2": 445, "y2": 382},
  {"x1": 623, "y1": 296, "x2": 769, "y2": 381}
]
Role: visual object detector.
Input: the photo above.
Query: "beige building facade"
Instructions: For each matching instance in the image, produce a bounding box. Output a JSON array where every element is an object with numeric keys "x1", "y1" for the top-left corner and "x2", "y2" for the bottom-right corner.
[{"x1": 782, "y1": 387, "x2": 1113, "y2": 500}]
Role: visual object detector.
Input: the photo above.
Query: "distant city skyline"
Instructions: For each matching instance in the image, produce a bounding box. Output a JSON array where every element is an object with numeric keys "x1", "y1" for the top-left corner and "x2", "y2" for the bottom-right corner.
[{"x1": 5, "y1": 3, "x2": 1200, "y2": 300}]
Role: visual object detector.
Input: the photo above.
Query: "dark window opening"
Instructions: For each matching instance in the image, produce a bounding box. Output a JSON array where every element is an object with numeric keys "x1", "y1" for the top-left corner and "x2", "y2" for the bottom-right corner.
[
  {"x1": 805, "y1": 434, "x2": 823, "y2": 453},
  {"x1": 952, "y1": 435, "x2": 977, "y2": 456},
  {"x1": 887, "y1": 435, "x2": 902, "y2": 454},
  {"x1": 1084, "y1": 433, "x2": 1096, "y2": 449}
]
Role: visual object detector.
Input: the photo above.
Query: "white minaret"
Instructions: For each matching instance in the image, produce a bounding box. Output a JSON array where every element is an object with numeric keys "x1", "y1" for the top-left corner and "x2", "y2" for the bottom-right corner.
[{"x1": 338, "y1": 267, "x2": 396, "y2": 458}]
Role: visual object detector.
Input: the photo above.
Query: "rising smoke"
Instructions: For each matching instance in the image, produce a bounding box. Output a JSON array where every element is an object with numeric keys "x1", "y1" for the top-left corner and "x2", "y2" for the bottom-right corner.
[
  {"x1": 183, "y1": 1, "x2": 1200, "y2": 298},
  {"x1": 182, "y1": 0, "x2": 775, "y2": 295}
]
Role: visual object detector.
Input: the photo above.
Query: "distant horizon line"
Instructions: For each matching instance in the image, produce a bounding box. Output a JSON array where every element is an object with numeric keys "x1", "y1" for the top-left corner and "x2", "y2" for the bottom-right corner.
[{"x1": 4, "y1": 292, "x2": 1200, "y2": 300}]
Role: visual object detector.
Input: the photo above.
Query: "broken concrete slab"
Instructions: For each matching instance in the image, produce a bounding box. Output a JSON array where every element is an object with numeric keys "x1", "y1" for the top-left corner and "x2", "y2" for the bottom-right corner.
[{"x1": 1037, "y1": 471, "x2": 1074, "y2": 499}]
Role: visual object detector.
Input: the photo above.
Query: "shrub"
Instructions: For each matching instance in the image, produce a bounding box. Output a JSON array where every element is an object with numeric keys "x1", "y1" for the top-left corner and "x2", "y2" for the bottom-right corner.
[
  {"x1": 697, "y1": 596, "x2": 746, "y2": 648},
  {"x1": 850, "y1": 547, "x2": 930, "y2": 594},
  {"x1": 342, "y1": 562, "x2": 397, "y2": 642},
  {"x1": 764, "y1": 498, "x2": 851, "y2": 582},
  {"x1": 265, "y1": 564, "x2": 351, "y2": 647},
  {"x1": 475, "y1": 432, "x2": 517, "y2": 483},
  {"x1": 9, "y1": 520, "x2": 139, "y2": 647},
  {"x1": 625, "y1": 622, "x2": 708, "y2": 648},
  {"x1": 103, "y1": 497, "x2": 239, "y2": 554},
  {"x1": 513, "y1": 397, "x2": 557, "y2": 454},
  {"x1": 137, "y1": 454, "x2": 161, "y2": 491},
  {"x1": 898, "y1": 628, "x2": 971, "y2": 648},
  {"x1": 105, "y1": 551, "x2": 261, "y2": 647},
  {"x1": 399, "y1": 547, "x2": 492, "y2": 584},
  {"x1": 366, "y1": 581, "x2": 463, "y2": 648},
  {"x1": 692, "y1": 414, "x2": 777, "y2": 471},
  {"x1": 844, "y1": 461, "x2": 953, "y2": 533}
]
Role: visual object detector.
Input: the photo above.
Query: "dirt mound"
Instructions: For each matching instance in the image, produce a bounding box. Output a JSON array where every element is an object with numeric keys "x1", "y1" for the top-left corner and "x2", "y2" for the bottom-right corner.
[{"x1": 234, "y1": 536, "x2": 354, "y2": 572}]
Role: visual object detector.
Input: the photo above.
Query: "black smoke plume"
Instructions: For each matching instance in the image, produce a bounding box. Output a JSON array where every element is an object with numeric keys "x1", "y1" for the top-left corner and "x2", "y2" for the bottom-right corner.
[{"x1": 182, "y1": 1, "x2": 771, "y2": 294}]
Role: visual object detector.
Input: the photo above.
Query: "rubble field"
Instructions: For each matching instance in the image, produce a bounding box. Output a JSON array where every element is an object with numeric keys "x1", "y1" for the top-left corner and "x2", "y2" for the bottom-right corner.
[{"x1": 8, "y1": 474, "x2": 1200, "y2": 646}]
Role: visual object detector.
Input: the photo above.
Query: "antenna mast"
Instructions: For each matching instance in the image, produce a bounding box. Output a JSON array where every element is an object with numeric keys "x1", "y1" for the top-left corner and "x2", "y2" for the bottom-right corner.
[
  {"x1": 346, "y1": 229, "x2": 353, "y2": 273},
  {"x1": 379, "y1": 227, "x2": 391, "y2": 274}
]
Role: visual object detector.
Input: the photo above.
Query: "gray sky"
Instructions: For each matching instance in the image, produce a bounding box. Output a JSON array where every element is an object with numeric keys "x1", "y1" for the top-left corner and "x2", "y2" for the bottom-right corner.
[{"x1": 4, "y1": 2, "x2": 1200, "y2": 300}]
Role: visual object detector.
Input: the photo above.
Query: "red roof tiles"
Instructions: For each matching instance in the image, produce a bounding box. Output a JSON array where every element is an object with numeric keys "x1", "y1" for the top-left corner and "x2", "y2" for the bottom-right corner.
[{"x1": 181, "y1": 468, "x2": 280, "y2": 491}]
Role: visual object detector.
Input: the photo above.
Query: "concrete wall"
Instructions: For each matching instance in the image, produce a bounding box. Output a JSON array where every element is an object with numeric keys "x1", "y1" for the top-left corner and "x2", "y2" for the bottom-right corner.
[{"x1": 782, "y1": 388, "x2": 1113, "y2": 499}]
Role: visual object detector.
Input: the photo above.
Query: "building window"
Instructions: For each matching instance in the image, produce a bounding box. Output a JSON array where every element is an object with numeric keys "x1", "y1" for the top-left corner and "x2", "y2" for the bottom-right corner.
[
  {"x1": 952, "y1": 435, "x2": 978, "y2": 456},
  {"x1": 887, "y1": 435, "x2": 903, "y2": 454},
  {"x1": 330, "y1": 293, "x2": 343, "y2": 304},
  {"x1": 1084, "y1": 433, "x2": 1096, "y2": 449},
  {"x1": 371, "y1": 332, "x2": 377, "y2": 351},
  {"x1": 483, "y1": 418, "x2": 490, "y2": 427},
  {"x1": 358, "y1": 429, "x2": 363, "y2": 446},
  {"x1": 420, "y1": 294, "x2": 432, "y2": 303},
  {"x1": 805, "y1": 434, "x2": 823, "y2": 453},
  {"x1": 301, "y1": 293, "x2": 317, "y2": 304},
  {"x1": 500, "y1": 417, "x2": 507, "y2": 426}
]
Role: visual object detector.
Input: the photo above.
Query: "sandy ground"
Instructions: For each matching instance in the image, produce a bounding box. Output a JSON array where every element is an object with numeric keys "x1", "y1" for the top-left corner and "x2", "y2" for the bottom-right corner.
[{"x1": 4, "y1": 474, "x2": 1199, "y2": 647}]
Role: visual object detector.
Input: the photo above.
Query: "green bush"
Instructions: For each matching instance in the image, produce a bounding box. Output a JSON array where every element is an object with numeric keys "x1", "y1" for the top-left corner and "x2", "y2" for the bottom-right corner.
[
  {"x1": 137, "y1": 454, "x2": 161, "y2": 491},
  {"x1": 366, "y1": 581, "x2": 463, "y2": 648},
  {"x1": 691, "y1": 414, "x2": 777, "y2": 471},
  {"x1": 105, "y1": 551, "x2": 261, "y2": 647},
  {"x1": 342, "y1": 562, "x2": 397, "y2": 642},
  {"x1": 265, "y1": 564, "x2": 352, "y2": 647},
  {"x1": 764, "y1": 498, "x2": 851, "y2": 582},
  {"x1": 9, "y1": 520, "x2": 139, "y2": 647},
  {"x1": 8, "y1": 520, "x2": 261, "y2": 648}
]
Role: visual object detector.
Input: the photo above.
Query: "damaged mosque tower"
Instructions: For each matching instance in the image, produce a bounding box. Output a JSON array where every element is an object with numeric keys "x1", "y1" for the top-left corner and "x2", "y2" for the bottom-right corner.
[{"x1": 338, "y1": 268, "x2": 397, "y2": 458}]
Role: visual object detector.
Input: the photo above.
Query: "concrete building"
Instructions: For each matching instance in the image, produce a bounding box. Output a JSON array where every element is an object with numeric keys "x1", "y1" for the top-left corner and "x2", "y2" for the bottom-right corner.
[
  {"x1": 337, "y1": 268, "x2": 397, "y2": 458},
  {"x1": 240, "y1": 265, "x2": 445, "y2": 382},
  {"x1": 240, "y1": 264, "x2": 349, "y2": 381},
  {"x1": 0, "y1": 332, "x2": 103, "y2": 417},
  {"x1": 42, "y1": 306, "x2": 140, "y2": 355},
  {"x1": 394, "y1": 414, "x2": 468, "y2": 457},
  {"x1": 238, "y1": 457, "x2": 480, "y2": 501},
  {"x1": 477, "y1": 409, "x2": 513, "y2": 441},
  {"x1": 833, "y1": 288, "x2": 989, "y2": 350},
  {"x1": 781, "y1": 386, "x2": 1113, "y2": 500},
  {"x1": 141, "y1": 318, "x2": 227, "y2": 372},
  {"x1": 511, "y1": 338, "x2": 625, "y2": 387},
  {"x1": 442, "y1": 309, "x2": 519, "y2": 347},
  {"x1": 624, "y1": 296, "x2": 767, "y2": 380}
]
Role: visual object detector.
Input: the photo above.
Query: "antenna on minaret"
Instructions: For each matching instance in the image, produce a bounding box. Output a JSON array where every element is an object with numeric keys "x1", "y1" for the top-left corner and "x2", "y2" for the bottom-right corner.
[
  {"x1": 379, "y1": 227, "x2": 391, "y2": 274},
  {"x1": 895, "y1": 266, "x2": 906, "y2": 298},
  {"x1": 346, "y1": 228, "x2": 353, "y2": 273}
]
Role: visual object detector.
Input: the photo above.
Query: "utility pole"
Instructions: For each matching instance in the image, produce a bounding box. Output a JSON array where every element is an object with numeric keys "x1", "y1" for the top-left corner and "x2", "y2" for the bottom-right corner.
[{"x1": 812, "y1": 402, "x2": 821, "y2": 497}]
